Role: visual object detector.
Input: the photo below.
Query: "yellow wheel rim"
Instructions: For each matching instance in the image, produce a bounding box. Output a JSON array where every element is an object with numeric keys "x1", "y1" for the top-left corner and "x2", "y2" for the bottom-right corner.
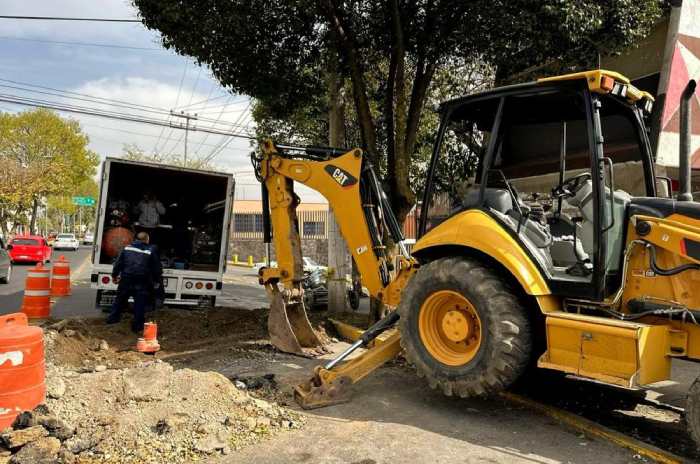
[{"x1": 418, "y1": 290, "x2": 482, "y2": 366}]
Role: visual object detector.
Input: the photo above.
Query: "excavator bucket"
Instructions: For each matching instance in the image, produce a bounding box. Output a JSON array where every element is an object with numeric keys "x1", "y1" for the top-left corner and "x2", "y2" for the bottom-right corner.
[{"x1": 267, "y1": 287, "x2": 323, "y2": 356}]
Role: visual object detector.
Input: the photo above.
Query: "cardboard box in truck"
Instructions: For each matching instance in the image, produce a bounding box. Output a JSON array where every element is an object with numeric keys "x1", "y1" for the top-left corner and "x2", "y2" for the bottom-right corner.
[{"x1": 91, "y1": 158, "x2": 234, "y2": 308}]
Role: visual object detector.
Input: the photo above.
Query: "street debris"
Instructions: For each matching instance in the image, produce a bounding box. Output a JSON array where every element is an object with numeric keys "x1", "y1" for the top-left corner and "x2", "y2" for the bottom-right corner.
[{"x1": 0, "y1": 318, "x2": 305, "y2": 464}]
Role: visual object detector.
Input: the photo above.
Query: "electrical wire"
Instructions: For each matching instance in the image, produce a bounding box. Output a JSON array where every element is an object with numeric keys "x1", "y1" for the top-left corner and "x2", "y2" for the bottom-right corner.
[
  {"x1": 154, "y1": 62, "x2": 188, "y2": 153},
  {"x1": 0, "y1": 77, "x2": 168, "y2": 114},
  {"x1": 0, "y1": 95, "x2": 256, "y2": 140},
  {"x1": 0, "y1": 36, "x2": 163, "y2": 51},
  {"x1": 0, "y1": 77, "x2": 248, "y2": 129},
  {"x1": 0, "y1": 15, "x2": 141, "y2": 22},
  {"x1": 78, "y1": 121, "x2": 251, "y2": 152},
  {"x1": 196, "y1": 100, "x2": 250, "y2": 158}
]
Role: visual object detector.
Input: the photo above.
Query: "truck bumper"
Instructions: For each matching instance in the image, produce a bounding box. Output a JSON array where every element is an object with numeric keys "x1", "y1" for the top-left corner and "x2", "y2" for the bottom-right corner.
[{"x1": 91, "y1": 269, "x2": 222, "y2": 306}]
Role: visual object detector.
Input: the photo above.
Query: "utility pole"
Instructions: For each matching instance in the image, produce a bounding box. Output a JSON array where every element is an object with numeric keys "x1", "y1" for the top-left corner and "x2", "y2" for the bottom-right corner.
[
  {"x1": 326, "y1": 61, "x2": 349, "y2": 314},
  {"x1": 171, "y1": 110, "x2": 198, "y2": 165}
]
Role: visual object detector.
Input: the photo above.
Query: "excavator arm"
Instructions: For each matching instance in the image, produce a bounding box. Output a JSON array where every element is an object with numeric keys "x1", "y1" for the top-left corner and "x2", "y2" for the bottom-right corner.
[{"x1": 252, "y1": 140, "x2": 417, "y2": 406}]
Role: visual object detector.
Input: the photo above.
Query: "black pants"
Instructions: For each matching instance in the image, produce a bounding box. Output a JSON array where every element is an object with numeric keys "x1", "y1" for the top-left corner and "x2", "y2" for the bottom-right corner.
[{"x1": 107, "y1": 276, "x2": 152, "y2": 331}]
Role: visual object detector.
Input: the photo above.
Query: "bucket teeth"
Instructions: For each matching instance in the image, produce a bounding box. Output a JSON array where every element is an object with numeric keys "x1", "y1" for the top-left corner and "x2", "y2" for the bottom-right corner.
[{"x1": 267, "y1": 288, "x2": 323, "y2": 355}]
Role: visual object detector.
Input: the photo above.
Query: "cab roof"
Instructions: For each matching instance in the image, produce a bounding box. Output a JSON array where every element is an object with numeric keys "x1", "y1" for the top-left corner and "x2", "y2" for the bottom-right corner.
[{"x1": 441, "y1": 69, "x2": 654, "y2": 113}]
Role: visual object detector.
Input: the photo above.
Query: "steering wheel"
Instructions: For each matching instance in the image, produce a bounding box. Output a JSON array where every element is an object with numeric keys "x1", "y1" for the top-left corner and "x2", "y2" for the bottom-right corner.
[{"x1": 552, "y1": 172, "x2": 591, "y2": 199}]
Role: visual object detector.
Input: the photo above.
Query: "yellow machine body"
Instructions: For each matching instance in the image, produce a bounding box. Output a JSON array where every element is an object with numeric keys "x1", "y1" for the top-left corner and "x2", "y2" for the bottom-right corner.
[
  {"x1": 413, "y1": 209, "x2": 551, "y2": 296},
  {"x1": 255, "y1": 69, "x2": 700, "y2": 413}
]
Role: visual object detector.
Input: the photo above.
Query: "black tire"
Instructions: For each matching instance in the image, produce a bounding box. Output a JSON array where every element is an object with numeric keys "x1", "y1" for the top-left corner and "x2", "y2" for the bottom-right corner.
[
  {"x1": 398, "y1": 256, "x2": 531, "y2": 397},
  {"x1": 687, "y1": 375, "x2": 700, "y2": 450},
  {"x1": 348, "y1": 289, "x2": 360, "y2": 310},
  {"x1": 0, "y1": 265, "x2": 10, "y2": 284}
]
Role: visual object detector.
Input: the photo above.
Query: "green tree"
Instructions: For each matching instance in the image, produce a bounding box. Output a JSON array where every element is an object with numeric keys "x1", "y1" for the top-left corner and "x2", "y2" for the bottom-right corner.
[
  {"x1": 134, "y1": 0, "x2": 665, "y2": 222},
  {"x1": 0, "y1": 109, "x2": 98, "y2": 236},
  {"x1": 47, "y1": 177, "x2": 100, "y2": 235}
]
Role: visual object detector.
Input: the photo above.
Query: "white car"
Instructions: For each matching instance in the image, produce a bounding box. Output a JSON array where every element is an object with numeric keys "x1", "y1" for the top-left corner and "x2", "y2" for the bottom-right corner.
[
  {"x1": 302, "y1": 257, "x2": 327, "y2": 274},
  {"x1": 53, "y1": 233, "x2": 80, "y2": 251},
  {"x1": 83, "y1": 232, "x2": 94, "y2": 245}
]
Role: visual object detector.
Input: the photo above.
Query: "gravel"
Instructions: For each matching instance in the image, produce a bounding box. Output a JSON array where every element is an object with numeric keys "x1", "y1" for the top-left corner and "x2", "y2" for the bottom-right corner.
[{"x1": 5, "y1": 326, "x2": 306, "y2": 463}]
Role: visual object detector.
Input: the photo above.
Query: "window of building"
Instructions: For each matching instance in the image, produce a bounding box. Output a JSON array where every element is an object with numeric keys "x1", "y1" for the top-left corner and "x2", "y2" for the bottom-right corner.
[
  {"x1": 302, "y1": 221, "x2": 325, "y2": 237},
  {"x1": 234, "y1": 213, "x2": 264, "y2": 233}
]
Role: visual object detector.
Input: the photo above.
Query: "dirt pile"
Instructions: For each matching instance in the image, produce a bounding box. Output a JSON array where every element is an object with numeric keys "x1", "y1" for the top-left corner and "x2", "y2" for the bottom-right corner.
[{"x1": 0, "y1": 323, "x2": 304, "y2": 463}]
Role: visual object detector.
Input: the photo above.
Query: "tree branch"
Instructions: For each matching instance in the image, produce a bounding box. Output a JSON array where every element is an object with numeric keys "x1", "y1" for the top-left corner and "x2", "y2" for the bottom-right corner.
[{"x1": 320, "y1": 0, "x2": 379, "y2": 163}]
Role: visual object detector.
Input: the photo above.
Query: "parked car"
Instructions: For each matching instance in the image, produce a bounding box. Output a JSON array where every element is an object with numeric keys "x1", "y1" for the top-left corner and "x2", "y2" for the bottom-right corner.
[
  {"x1": 302, "y1": 257, "x2": 327, "y2": 274},
  {"x1": 0, "y1": 237, "x2": 11, "y2": 283},
  {"x1": 53, "y1": 233, "x2": 80, "y2": 251},
  {"x1": 83, "y1": 232, "x2": 94, "y2": 245},
  {"x1": 8, "y1": 235, "x2": 52, "y2": 264}
]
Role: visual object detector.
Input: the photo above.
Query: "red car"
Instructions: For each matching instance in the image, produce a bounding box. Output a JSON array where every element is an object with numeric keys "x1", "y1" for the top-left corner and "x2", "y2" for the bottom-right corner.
[{"x1": 8, "y1": 235, "x2": 52, "y2": 264}]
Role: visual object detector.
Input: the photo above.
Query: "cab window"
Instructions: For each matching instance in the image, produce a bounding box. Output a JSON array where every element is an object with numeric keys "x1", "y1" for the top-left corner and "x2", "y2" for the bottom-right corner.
[{"x1": 422, "y1": 98, "x2": 499, "y2": 233}]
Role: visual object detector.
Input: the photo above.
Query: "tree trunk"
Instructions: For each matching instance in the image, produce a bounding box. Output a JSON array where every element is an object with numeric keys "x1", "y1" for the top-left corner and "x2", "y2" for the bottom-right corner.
[
  {"x1": 326, "y1": 57, "x2": 349, "y2": 314},
  {"x1": 29, "y1": 197, "x2": 39, "y2": 235}
]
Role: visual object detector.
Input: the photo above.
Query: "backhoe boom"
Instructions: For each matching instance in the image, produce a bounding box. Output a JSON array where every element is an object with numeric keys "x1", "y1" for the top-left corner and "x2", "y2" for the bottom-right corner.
[{"x1": 252, "y1": 140, "x2": 417, "y2": 356}]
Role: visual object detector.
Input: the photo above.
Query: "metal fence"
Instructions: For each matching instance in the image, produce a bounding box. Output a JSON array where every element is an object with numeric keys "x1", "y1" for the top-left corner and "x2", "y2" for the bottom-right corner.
[
  {"x1": 232, "y1": 207, "x2": 418, "y2": 241},
  {"x1": 232, "y1": 210, "x2": 329, "y2": 240}
]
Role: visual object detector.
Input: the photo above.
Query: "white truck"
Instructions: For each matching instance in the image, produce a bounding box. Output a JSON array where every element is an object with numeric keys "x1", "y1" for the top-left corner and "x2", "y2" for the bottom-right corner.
[{"x1": 91, "y1": 157, "x2": 234, "y2": 309}]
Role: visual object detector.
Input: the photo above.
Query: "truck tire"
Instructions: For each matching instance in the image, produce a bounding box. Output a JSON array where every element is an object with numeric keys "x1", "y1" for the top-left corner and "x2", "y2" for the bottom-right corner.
[
  {"x1": 398, "y1": 256, "x2": 531, "y2": 398},
  {"x1": 687, "y1": 374, "x2": 700, "y2": 450}
]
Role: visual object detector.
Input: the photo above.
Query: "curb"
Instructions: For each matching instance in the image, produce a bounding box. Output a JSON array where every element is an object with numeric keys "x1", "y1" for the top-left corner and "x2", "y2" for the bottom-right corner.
[{"x1": 501, "y1": 391, "x2": 686, "y2": 464}]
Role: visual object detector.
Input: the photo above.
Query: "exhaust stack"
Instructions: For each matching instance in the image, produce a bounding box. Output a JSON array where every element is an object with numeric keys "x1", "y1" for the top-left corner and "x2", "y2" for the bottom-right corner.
[{"x1": 679, "y1": 79, "x2": 696, "y2": 201}]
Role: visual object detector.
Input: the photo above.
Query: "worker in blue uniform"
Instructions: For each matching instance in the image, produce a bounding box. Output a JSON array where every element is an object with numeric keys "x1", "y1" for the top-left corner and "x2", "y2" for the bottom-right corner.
[{"x1": 106, "y1": 231, "x2": 162, "y2": 333}]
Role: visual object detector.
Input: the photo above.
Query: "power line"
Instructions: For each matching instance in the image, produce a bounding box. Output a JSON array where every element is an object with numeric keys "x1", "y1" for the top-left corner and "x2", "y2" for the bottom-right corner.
[
  {"x1": 0, "y1": 36, "x2": 164, "y2": 51},
  {"x1": 0, "y1": 94, "x2": 256, "y2": 140},
  {"x1": 0, "y1": 83, "x2": 170, "y2": 117},
  {"x1": 155, "y1": 62, "x2": 188, "y2": 154},
  {"x1": 0, "y1": 77, "x2": 168, "y2": 114},
  {"x1": 0, "y1": 76, "x2": 249, "y2": 129},
  {"x1": 0, "y1": 15, "x2": 141, "y2": 23},
  {"x1": 78, "y1": 121, "x2": 251, "y2": 152},
  {"x1": 175, "y1": 93, "x2": 229, "y2": 110}
]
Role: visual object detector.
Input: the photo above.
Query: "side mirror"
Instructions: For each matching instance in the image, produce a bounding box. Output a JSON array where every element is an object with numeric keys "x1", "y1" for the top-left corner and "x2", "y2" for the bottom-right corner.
[{"x1": 6, "y1": 244, "x2": 12, "y2": 250}]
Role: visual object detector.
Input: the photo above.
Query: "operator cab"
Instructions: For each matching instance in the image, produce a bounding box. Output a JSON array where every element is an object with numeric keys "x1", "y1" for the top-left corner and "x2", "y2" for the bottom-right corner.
[{"x1": 419, "y1": 70, "x2": 657, "y2": 300}]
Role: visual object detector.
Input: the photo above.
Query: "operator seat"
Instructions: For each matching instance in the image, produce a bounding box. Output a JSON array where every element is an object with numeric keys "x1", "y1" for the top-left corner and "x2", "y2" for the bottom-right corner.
[{"x1": 565, "y1": 178, "x2": 630, "y2": 272}]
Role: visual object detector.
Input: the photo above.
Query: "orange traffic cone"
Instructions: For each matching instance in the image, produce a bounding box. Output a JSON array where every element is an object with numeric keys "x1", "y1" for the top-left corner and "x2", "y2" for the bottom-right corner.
[
  {"x1": 21, "y1": 264, "x2": 51, "y2": 319},
  {"x1": 50, "y1": 255, "x2": 71, "y2": 297},
  {"x1": 136, "y1": 322, "x2": 160, "y2": 353}
]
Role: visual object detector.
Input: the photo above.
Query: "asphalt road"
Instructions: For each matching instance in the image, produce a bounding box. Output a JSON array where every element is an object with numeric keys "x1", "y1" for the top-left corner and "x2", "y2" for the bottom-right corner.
[
  {"x1": 0, "y1": 250, "x2": 271, "y2": 319},
  {"x1": 0, "y1": 245, "x2": 94, "y2": 317}
]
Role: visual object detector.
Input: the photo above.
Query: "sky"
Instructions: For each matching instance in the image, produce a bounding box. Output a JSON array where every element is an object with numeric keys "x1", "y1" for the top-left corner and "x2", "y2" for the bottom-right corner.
[{"x1": 0, "y1": 0, "x2": 321, "y2": 201}]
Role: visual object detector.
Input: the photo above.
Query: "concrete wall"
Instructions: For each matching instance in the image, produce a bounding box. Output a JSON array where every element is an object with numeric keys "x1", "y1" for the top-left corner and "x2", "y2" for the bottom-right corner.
[{"x1": 230, "y1": 238, "x2": 330, "y2": 266}]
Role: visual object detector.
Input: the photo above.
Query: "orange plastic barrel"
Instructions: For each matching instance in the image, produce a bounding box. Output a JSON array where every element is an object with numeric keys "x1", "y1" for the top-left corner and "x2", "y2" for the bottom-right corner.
[
  {"x1": 50, "y1": 255, "x2": 71, "y2": 297},
  {"x1": 0, "y1": 313, "x2": 45, "y2": 429},
  {"x1": 20, "y1": 264, "x2": 51, "y2": 319}
]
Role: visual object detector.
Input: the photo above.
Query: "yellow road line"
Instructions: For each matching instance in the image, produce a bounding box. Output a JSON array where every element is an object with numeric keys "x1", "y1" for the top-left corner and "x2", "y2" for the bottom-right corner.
[{"x1": 500, "y1": 392, "x2": 685, "y2": 464}]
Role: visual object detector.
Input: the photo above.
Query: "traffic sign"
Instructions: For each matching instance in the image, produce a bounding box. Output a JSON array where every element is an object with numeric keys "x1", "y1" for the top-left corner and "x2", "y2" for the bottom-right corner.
[{"x1": 72, "y1": 196, "x2": 95, "y2": 206}]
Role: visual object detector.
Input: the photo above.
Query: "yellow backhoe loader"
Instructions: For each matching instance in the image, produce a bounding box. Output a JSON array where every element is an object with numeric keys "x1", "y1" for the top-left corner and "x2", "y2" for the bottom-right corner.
[{"x1": 252, "y1": 70, "x2": 700, "y2": 447}]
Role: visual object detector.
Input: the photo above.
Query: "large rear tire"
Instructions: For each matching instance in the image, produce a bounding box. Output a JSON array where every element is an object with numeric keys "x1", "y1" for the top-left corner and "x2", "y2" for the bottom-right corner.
[{"x1": 398, "y1": 256, "x2": 532, "y2": 397}]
